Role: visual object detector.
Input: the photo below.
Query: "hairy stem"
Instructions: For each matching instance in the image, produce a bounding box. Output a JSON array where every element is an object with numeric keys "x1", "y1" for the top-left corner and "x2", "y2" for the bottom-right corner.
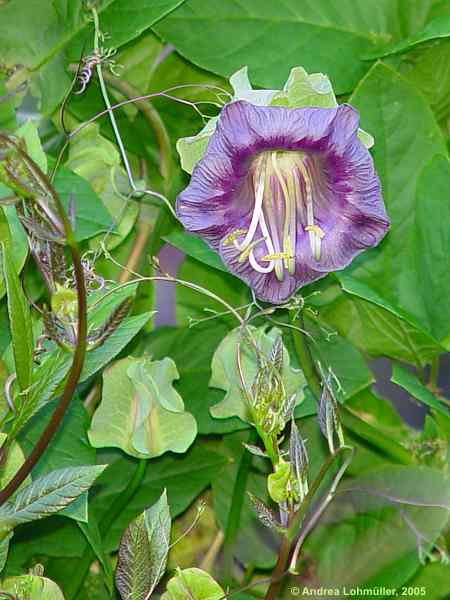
[{"x1": 264, "y1": 535, "x2": 291, "y2": 600}]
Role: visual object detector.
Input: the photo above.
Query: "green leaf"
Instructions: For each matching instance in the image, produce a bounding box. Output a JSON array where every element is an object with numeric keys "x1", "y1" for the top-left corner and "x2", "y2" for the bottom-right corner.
[
  {"x1": 78, "y1": 517, "x2": 114, "y2": 592},
  {"x1": 143, "y1": 324, "x2": 250, "y2": 435},
  {"x1": 0, "y1": 210, "x2": 33, "y2": 394},
  {"x1": 0, "y1": 0, "x2": 186, "y2": 115},
  {"x1": 319, "y1": 288, "x2": 443, "y2": 367},
  {"x1": 154, "y1": 0, "x2": 434, "y2": 94},
  {"x1": 0, "y1": 532, "x2": 12, "y2": 574},
  {"x1": 63, "y1": 123, "x2": 137, "y2": 249},
  {"x1": 366, "y1": 9, "x2": 450, "y2": 58},
  {"x1": 164, "y1": 228, "x2": 227, "y2": 273},
  {"x1": 405, "y1": 563, "x2": 450, "y2": 600},
  {"x1": 52, "y1": 163, "x2": 115, "y2": 242},
  {"x1": 0, "y1": 76, "x2": 17, "y2": 131},
  {"x1": 16, "y1": 120, "x2": 47, "y2": 172},
  {"x1": 340, "y1": 62, "x2": 449, "y2": 345},
  {"x1": 391, "y1": 364, "x2": 449, "y2": 417},
  {"x1": 94, "y1": 443, "x2": 227, "y2": 553},
  {"x1": 210, "y1": 325, "x2": 304, "y2": 422},
  {"x1": 0, "y1": 433, "x2": 31, "y2": 492},
  {"x1": 89, "y1": 356, "x2": 197, "y2": 458},
  {"x1": 161, "y1": 567, "x2": 224, "y2": 600},
  {"x1": 18, "y1": 400, "x2": 95, "y2": 478},
  {"x1": 304, "y1": 465, "x2": 450, "y2": 590},
  {"x1": 0, "y1": 207, "x2": 28, "y2": 302},
  {"x1": 1, "y1": 574, "x2": 65, "y2": 600},
  {"x1": 116, "y1": 490, "x2": 171, "y2": 600},
  {"x1": 0, "y1": 465, "x2": 105, "y2": 530}
]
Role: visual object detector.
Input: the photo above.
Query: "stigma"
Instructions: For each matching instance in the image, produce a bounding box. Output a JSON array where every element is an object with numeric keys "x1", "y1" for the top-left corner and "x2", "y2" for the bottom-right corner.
[{"x1": 231, "y1": 150, "x2": 325, "y2": 281}]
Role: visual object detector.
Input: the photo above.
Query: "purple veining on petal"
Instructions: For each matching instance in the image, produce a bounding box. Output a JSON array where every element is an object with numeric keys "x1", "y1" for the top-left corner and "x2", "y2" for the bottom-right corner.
[{"x1": 176, "y1": 100, "x2": 389, "y2": 304}]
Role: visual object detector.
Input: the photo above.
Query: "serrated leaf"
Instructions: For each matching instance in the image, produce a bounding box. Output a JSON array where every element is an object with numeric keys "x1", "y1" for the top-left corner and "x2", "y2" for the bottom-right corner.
[
  {"x1": 210, "y1": 325, "x2": 304, "y2": 422},
  {"x1": 89, "y1": 356, "x2": 197, "y2": 458},
  {"x1": 161, "y1": 567, "x2": 224, "y2": 600},
  {"x1": 116, "y1": 490, "x2": 171, "y2": 600},
  {"x1": 0, "y1": 465, "x2": 105, "y2": 530}
]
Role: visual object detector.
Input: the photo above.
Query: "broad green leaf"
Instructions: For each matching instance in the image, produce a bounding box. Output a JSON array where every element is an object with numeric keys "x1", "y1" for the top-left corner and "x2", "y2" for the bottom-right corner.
[
  {"x1": 52, "y1": 163, "x2": 115, "y2": 242},
  {"x1": 1, "y1": 574, "x2": 65, "y2": 600},
  {"x1": 391, "y1": 364, "x2": 449, "y2": 418},
  {"x1": 406, "y1": 563, "x2": 450, "y2": 600},
  {"x1": 319, "y1": 288, "x2": 443, "y2": 367},
  {"x1": 210, "y1": 325, "x2": 305, "y2": 423},
  {"x1": 302, "y1": 315, "x2": 374, "y2": 399},
  {"x1": 0, "y1": 210, "x2": 33, "y2": 394},
  {"x1": 5, "y1": 443, "x2": 227, "y2": 567},
  {"x1": 397, "y1": 39, "x2": 450, "y2": 123},
  {"x1": 64, "y1": 123, "x2": 137, "y2": 249},
  {"x1": 161, "y1": 567, "x2": 224, "y2": 600},
  {"x1": 94, "y1": 443, "x2": 227, "y2": 552},
  {"x1": 116, "y1": 490, "x2": 171, "y2": 600},
  {"x1": 0, "y1": 0, "x2": 186, "y2": 115},
  {"x1": 304, "y1": 465, "x2": 450, "y2": 591},
  {"x1": 340, "y1": 63, "x2": 449, "y2": 345},
  {"x1": 0, "y1": 465, "x2": 105, "y2": 531},
  {"x1": 18, "y1": 400, "x2": 95, "y2": 479},
  {"x1": 142, "y1": 324, "x2": 250, "y2": 435},
  {"x1": 154, "y1": 0, "x2": 434, "y2": 95},
  {"x1": 164, "y1": 228, "x2": 227, "y2": 273},
  {"x1": 89, "y1": 356, "x2": 197, "y2": 458},
  {"x1": 366, "y1": 9, "x2": 450, "y2": 58}
]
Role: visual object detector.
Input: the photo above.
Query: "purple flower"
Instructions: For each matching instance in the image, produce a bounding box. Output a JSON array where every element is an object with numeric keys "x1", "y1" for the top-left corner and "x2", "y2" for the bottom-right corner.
[{"x1": 176, "y1": 101, "x2": 389, "y2": 304}]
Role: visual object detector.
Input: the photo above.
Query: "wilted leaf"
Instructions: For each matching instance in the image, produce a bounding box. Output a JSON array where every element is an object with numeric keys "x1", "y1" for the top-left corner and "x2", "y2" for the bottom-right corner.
[{"x1": 89, "y1": 356, "x2": 197, "y2": 458}]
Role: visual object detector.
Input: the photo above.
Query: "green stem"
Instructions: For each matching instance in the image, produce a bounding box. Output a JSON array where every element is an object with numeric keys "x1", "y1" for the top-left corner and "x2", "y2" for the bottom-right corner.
[
  {"x1": 223, "y1": 430, "x2": 257, "y2": 582},
  {"x1": 429, "y1": 356, "x2": 440, "y2": 390},
  {"x1": 290, "y1": 315, "x2": 322, "y2": 399},
  {"x1": 66, "y1": 458, "x2": 147, "y2": 600},
  {"x1": 264, "y1": 535, "x2": 290, "y2": 600}
]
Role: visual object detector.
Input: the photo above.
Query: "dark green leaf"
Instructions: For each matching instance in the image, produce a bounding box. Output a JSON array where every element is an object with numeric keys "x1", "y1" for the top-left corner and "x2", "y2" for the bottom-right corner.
[
  {"x1": 340, "y1": 63, "x2": 448, "y2": 344},
  {"x1": 391, "y1": 364, "x2": 449, "y2": 417}
]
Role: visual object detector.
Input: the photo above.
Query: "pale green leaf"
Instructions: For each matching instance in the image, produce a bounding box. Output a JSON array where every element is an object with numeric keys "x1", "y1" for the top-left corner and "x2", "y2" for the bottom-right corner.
[
  {"x1": 161, "y1": 567, "x2": 224, "y2": 600},
  {"x1": 210, "y1": 326, "x2": 305, "y2": 422},
  {"x1": 1, "y1": 574, "x2": 65, "y2": 600},
  {"x1": 89, "y1": 356, "x2": 197, "y2": 458}
]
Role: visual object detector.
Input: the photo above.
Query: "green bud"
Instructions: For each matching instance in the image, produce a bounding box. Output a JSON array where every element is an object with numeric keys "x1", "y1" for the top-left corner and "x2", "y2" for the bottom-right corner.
[
  {"x1": 51, "y1": 285, "x2": 78, "y2": 320},
  {"x1": 268, "y1": 460, "x2": 291, "y2": 504}
]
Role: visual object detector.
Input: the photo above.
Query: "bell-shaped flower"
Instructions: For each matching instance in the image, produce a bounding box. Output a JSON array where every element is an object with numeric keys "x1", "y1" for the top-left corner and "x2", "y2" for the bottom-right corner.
[{"x1": 176, "y1": 100, "x2": 389, "y2": 303}]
